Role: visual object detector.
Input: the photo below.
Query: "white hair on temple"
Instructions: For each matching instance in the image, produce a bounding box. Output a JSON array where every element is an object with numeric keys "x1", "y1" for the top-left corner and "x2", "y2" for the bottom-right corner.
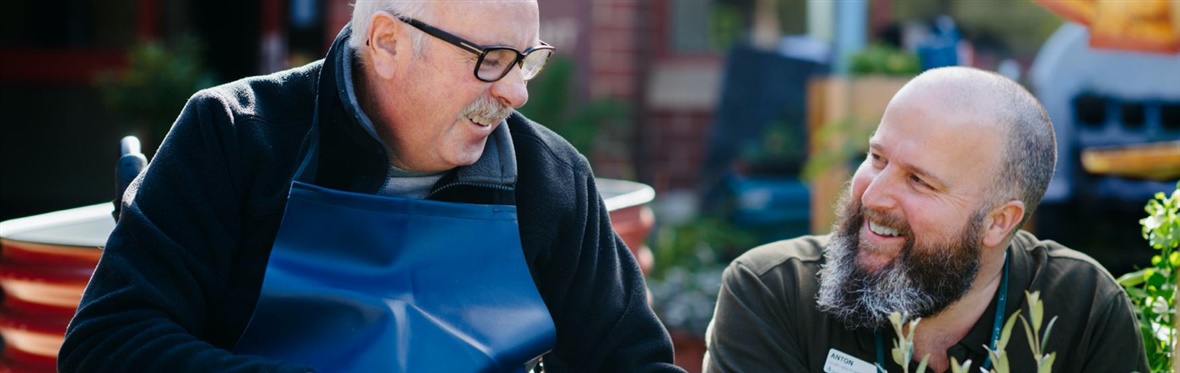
[{"x1": 349, "y1": 1, "x2": 429, "y2": 54}]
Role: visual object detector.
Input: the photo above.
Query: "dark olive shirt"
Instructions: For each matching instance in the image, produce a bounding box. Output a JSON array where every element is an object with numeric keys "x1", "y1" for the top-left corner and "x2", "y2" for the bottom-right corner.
[{"x1": 703, "y1": 231, "x2": 1148, "y2": 373}]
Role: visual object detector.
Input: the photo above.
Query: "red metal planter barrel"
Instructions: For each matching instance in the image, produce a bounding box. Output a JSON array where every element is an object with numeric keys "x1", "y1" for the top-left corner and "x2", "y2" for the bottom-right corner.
[
  {"x1": 0, "y1": 204, "x2": 112, "y2": 373},
  {"x1": 598, "y1": 179, "x2": 657, "y2": 275}
]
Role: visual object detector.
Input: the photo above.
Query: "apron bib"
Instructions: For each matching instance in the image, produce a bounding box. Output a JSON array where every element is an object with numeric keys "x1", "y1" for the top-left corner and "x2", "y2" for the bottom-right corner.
[{"x1": 232, "y1": 159, "x2": 555, "y2": 371}]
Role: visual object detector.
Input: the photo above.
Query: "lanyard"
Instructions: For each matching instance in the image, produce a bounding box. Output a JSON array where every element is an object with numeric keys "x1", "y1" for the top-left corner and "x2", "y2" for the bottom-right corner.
[{"x1": 874, "y1": 254, "x2": 1010, "y2": 371}]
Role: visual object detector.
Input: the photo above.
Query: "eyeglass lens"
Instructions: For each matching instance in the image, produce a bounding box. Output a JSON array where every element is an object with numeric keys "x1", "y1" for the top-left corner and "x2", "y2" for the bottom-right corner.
[{"x1": 477, "y1": 48, "x2": 554, "y2": 81}]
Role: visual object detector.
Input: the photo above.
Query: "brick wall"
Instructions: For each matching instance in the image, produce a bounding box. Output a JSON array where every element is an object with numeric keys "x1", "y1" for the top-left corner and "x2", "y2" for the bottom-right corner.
[
  {"x1": 585, "y1": 0, "x2": 720, "y2": 193},
  {"x1": 588, "y1": 1, "x2": 638, "y2": 100},
  {"x1": 584, "y1": 0, "x2": 640, "y2": 181},
  {"x1": 643, "y1": 110, "x2": 713, "y2": 192}
]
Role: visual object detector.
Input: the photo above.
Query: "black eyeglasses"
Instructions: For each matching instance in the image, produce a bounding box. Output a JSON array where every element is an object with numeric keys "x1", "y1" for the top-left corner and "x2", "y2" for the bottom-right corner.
[{"x1": 397, "y1": 16, "x2": 555, "y2": 83}]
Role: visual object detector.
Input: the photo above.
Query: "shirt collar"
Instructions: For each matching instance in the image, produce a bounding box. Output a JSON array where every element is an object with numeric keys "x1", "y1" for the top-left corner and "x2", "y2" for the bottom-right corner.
[{"x1": 948, "y1": 235, "x2": 1032, "y2": 366}]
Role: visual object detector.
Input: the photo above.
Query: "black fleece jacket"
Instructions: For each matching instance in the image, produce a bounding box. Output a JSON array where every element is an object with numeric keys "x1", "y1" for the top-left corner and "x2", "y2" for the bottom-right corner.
[{"x1": 59, "y1": 27, "x2": 681, "y2": 373}]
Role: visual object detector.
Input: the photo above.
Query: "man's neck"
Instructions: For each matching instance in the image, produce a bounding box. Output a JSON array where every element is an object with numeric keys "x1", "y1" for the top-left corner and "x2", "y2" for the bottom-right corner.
[
  {"x1": 908, "y1": 246, "x2": 1008, "y2": 372},
  {"x1": 352, "y1": 52, "x2": 406, "y2": 169}
]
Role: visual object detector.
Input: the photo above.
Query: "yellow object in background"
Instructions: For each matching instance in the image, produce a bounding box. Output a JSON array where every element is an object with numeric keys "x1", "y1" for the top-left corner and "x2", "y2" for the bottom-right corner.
[
  {"x1": 1038, "y1": 0, "x2": 1098, "y2": 24},
  {"x1": 1081, "y1": 141, "x2": 1180, "y2": 181},
  {"x1": 1037, "y1": 0, "x2": 1180, "y2": 53}
]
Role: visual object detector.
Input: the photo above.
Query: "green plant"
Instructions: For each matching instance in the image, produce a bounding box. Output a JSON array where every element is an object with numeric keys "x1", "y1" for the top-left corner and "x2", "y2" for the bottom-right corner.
[
  {"x1": 95, "y1": 37, "x2": 215, "y2": 151},
  {"x1": 801, "y1": 117, "x2": 873, "y2": 183},
  {"x1": 885, "y1": 291, "x2": 1058, "y2": 373},
  {"x1": 1117, "y1": 181, "x2": 1178, "y2": 372},
  {"x1": 708, "y1": 3, "x2": 746, "y2": 52},
  {"x1": 649, "y1": 216, "x2": 759, "y2": 279},
  {"x1": 848, "y1": 43, "x2": 921, "y2": 77},
  {"x1": 738, "y1": 119, "x2": 806, "y2": 176},
  {"x1": 516, "y1": 56, "x2": 629, "y2": 157},
  {"x1": 882, "y1": 312, "x2": 931, "y2": 373},
  {"x1": 982, "y1": 291, "x2": 1057, "y2": 373},
  {"x1": 1016, "y1": 291, "x2": 1058, "y2": 373},
  {"x1": 647, "y1": 216, "x2": 759, "y2": 336},
  {"x1": 648, "y1": 265, "x2": 725, "y2": 337},
  {"x1": 981, "y1": 308, "x2": 1022, "y2": 373},
  {"x1": 949, "y1": 357, "x2": 974, "y2": 373}
]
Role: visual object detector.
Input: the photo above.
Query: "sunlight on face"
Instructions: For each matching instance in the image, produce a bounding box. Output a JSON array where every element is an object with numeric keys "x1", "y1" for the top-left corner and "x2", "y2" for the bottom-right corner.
[
  {"x1": 815, "y1": 80, "x2": 1006, "y2": 329},
  {"x1": 378, "y1": 0, "x2": 540, "y2": 172},
  {"x1": 816, "y1": 189, "x2": 985, "y2": 329}
]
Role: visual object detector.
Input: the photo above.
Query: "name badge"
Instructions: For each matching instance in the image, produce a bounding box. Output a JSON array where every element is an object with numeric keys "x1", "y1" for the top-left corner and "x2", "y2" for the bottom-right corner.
[{"x1": 823, "y1": 348, "x2": 877, "y2": 373}]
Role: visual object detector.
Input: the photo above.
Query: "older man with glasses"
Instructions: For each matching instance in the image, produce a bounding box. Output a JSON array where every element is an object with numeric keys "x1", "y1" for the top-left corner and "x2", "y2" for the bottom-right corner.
[{"x1": 59, "y1": 1, "x2": 684, "y2": 372}]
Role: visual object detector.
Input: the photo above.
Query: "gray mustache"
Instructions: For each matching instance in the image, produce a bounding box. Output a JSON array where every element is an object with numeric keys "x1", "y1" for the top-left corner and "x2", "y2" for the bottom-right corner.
[{"x1": 461, "y1": 96, "x2": 511, "y2": 122}]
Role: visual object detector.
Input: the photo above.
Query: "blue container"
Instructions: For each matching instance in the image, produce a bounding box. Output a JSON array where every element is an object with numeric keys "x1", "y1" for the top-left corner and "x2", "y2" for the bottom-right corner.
[{"x1": 724, "y1": 176, "x2": 811, "y2": 242}]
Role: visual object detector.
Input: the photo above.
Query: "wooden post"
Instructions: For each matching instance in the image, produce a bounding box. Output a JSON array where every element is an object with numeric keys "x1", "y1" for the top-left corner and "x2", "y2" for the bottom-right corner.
[
  {"x1": 805, "y1": 77, "x2": 909, "y2": 234},
  {"x1": 751, "y1": 0, "x2": 780, "y2": 50}
]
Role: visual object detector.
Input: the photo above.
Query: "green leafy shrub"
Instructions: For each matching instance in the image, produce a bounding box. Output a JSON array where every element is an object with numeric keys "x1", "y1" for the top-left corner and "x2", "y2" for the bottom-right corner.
[
  {"x1": 887, "y1": 290, "x2": 1058, "y2": 373},
  {"x1": 884, "y1": 312, "x2": 930, "y2": 373},
  {"x1": 848, "y1": 43, "x2": 921, "y2": 77},
  {"x1": 649, "y1": 217, "x2": 759, "y2": 279},
  {"x1": 801, "y1": 117, "x2": 870, "y2": 183},
  {"x1": 95, "y1": 37, "x2": 215, "y2": 151},
  {"x1": 515, "y1": 56, "x2": 629, "y2": 157},
  {"x1": 1117, "y1": 182, "x2": 1178, "y2": 372},
  {"x1": 647, "y1": 217, "x2": 759, "y2": 336},
  {"x1": 1014, "y1": 291, "x2": 1058, "y2": 373}
]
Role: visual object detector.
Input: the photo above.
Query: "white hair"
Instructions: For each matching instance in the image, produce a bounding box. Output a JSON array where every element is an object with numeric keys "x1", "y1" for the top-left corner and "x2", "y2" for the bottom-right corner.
[{"x1": 349, "y1": 1, "x2": 429, "y2": 55}]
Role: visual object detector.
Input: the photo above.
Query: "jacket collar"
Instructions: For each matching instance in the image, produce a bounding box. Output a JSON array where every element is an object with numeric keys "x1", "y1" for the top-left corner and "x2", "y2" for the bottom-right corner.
[{"x1": 310, "y1": 24, "x2": 518, "y2": 194}]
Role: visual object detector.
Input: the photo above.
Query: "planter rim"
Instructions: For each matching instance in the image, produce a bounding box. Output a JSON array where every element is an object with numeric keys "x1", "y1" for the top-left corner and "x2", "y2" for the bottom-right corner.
[
  {"x1": 0, "y1": 203, "x2": 113, "y2": 248},
  {"x1": 596, "y1": 178, "x2": 656, "y2": 212},
  {"x1": 1, "y1": 180, "x2": 659, "y2": 247}
]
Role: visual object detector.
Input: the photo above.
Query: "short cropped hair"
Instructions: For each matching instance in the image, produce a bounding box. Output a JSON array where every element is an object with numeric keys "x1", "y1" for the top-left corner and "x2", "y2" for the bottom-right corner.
[
  {"x1": 993, "y1": 78, "x2": 1056, "y2": 227},
  {"x1": 349, "y1": 1, "x2": 429, "y2": 55}
]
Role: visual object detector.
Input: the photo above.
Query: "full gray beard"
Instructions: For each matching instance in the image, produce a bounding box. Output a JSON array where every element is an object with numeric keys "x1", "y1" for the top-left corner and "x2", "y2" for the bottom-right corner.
[{"x1": 815, "y1": 195, "x2": 983, "y2": 330}]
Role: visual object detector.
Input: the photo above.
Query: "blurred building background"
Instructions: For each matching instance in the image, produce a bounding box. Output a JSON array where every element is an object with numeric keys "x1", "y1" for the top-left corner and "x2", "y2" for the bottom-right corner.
[
  {"x1": 2, "y1": 0, "x2": 1178, "y2": 371},
  {"x1": 0, "y1": 0, "x2": 1074, "y2": 224}
]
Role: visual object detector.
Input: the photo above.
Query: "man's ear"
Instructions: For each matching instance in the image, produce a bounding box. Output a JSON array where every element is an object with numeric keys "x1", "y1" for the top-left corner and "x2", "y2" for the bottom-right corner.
[
  {"x1": 365, "y1": 12, "x2": 402, "y2": 79},
  {"x1": 982, "y1": 200, "x2": 1025, "y2": 248}
]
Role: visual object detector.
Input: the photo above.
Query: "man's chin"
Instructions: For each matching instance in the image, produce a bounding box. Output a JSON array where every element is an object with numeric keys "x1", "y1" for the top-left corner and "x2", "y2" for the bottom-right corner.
[
  {"x1": 854, "y1": 250, "x2": 897, "y2": 274},
  {"x1": 447, "y1": 143, "x2": 488, "y2": 167},
  {"x1": 816, "y1": 299, "x2": 893, "y2": 331}
]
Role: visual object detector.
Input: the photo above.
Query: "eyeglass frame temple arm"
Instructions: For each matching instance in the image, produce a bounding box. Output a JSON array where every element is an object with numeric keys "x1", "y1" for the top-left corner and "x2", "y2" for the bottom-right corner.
[{"x1": 397, "y1": 16, "x2": 485, "y2": 55}]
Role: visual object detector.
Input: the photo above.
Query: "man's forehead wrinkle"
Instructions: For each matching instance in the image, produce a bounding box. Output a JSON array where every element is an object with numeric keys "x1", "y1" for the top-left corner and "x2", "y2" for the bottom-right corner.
[{"x1": 869, "y1": 137, "x2": 952, "y2": 189}]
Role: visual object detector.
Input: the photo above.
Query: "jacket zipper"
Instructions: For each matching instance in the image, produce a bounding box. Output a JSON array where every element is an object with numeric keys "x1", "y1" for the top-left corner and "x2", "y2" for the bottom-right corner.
[{"x1": 425, "y1": 181, "x2": 514, "y2": 199}]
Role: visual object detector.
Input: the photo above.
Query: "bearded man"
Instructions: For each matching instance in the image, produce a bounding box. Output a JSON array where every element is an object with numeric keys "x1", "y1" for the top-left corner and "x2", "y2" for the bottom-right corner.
[{"x1": 702, "y1": 66, "x2": 1148, "y2": 373}]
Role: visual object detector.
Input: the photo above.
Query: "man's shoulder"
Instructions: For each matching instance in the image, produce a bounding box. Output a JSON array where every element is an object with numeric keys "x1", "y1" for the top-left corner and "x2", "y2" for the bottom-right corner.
[
  {"x1": 506, "y1": 113, "x2": 587, "y2": 175},
  {"x1": 1012, "y1": 230, "x2": 1111, "y2": 272},
  {"x1": 1008, "y1": 231, "x2": 1146, "y2": 371},
  {"x1": 193, "y1": 60, "x2": 322, "y2": 126},
  {"x1": 1011, "y1": 230, "x2": 1123, "y2": 295},
  {"x1": 732, "y1": 235, "x2": 828, "y2": 277}
]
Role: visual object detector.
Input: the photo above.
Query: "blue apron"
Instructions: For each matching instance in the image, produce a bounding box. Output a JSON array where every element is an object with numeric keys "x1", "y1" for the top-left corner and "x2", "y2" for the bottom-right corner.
[{"x1": 233, "y1": 126, "x2": 556, "y2": 372}]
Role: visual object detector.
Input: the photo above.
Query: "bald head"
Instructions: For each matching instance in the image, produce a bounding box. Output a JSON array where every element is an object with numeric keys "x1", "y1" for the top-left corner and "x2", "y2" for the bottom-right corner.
[
  {"x1": 895, "y1": 66, "x2": 1057, "y2": 227},
  {"x1": 350, "y1": 1, "x2": 539, "y2": 55}
]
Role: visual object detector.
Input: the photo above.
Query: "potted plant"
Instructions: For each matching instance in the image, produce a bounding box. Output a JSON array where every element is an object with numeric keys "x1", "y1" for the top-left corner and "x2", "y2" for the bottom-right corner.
[
  {"x1": 94, "y1": 37, "x2": 215, "y2": 156},
  {"x1": 647, "y1": 216, "x2": 758, "y2": 372}
]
